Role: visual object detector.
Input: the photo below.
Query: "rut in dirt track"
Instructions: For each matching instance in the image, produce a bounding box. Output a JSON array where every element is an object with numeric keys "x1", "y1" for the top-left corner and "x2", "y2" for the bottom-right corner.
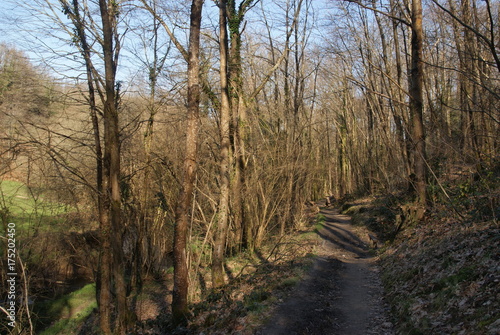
[{"x1": 257, "y1": 207, "x2": 394, "y2": 335}]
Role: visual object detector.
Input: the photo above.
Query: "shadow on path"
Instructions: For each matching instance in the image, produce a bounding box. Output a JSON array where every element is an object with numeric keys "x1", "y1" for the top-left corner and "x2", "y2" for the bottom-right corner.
[
  {"x1": 318, "y1": 210, "x2": 369, "y2": 259},
  {"x1": 258, "y1": 207, "x2": 394, "y2": 335}
]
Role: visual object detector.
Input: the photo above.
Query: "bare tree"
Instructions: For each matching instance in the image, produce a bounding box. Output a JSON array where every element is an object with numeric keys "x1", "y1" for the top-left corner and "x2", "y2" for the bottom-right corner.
[
  {"x1": 172, "y1": 0, "x2": 204, "y2": 324},
  {"x1": 212, "y1": 0, "x2": 232, "y2": 289},
  {"x1": 226, "y1": 0, "x2": 258, "y2": 253},
  {"x1": 409, "y1": 0, "x2": 427, "y2": 210},
  {"x1": 58, "y1": 0, "x2": 130, "y2": 332}
]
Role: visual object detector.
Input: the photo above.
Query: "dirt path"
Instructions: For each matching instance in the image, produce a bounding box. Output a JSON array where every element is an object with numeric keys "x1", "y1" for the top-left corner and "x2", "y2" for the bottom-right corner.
[{"x1": 257, "y1": 207, "x2": 394, "y2": 335}]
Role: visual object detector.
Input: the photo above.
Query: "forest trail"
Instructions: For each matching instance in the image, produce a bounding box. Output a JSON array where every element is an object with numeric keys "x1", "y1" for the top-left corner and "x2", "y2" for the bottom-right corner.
[{"x1": 258, "y1": 207, "x2": 394, "y2": 335}]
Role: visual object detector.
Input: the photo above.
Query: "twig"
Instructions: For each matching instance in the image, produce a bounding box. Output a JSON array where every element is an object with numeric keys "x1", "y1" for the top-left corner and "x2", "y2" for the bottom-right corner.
[{"x1": 18, "y1": 254, "x2": 34, "y2": 335}]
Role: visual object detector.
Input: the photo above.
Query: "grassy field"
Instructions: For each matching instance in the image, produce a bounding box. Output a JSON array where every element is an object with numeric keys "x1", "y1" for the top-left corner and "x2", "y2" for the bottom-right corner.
[
  {"x1": 1, "y1": 179, "x2": 96, "y2": 334},
  {"x1": 0, "y1": 179, "x2": 71, "y2": 232}
]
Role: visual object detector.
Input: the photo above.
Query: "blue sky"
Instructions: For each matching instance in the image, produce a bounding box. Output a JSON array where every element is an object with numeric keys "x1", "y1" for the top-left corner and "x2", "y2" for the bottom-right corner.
[
  {"x1": 0, "y1": 0, "x2": 78, "y2": 75},
  {"x1": 0, "y1": 0, "x2": 334, "y2": 85}
]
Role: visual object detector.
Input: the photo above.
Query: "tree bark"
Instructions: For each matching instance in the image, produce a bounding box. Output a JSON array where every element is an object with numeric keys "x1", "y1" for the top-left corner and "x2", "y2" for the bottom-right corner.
[
  {"x1": 98, "y1": 0, "x2": 128, "y2": 333},
  {"x1": 172, "y1": 0, "x2": 204, "y2": 325},
  {"x1": 390, "y1": 0, "x2": 412, "y2": 182},
  {"x1": 212, "y1": 0, "x2": 232, "y2": 289},
  {"x1": 409, "y1": 0, "x2": 427, "y2": 208},
  {"x1": 227, "y1": 0, "x2": 256, "y2": 252}
]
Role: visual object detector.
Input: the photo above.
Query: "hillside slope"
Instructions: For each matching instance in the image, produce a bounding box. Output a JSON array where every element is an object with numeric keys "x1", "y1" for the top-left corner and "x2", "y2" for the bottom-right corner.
[{"x1": 343, "y1": 190, "x2": 499, "y2": 335}]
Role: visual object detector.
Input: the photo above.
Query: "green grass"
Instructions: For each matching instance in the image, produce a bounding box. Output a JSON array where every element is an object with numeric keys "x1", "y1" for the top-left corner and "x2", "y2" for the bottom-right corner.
[
  {"x1": 314, "y1": 213, "x2": 326, "y2": 231},
  {"x1": 0, "y1": 179, "x2": 71, "y2": 232},
  {"x1": 279, "y1": 276, "x2": 301, "y2": 288},
  {"x1": 244, "y1": 289, "x2": 272, "y2": 312},
  {"x1": 1, "y1": 181, "x2": 92, "y2": 333},
  {"x1": 37, "y1": 284, "x2": 97, "y2": 335}
]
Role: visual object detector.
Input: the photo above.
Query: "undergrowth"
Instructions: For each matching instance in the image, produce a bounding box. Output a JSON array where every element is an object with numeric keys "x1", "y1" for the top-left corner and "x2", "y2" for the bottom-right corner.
[
  {"x1": 36, "y1": 284, "x2": 97, "y2": 335},
  {"x1": 185, "y1": 224, "x2": 320, "y2": 334},
  {"x1": 339, "y1": 162, "x2": 499, "y2": 335}
]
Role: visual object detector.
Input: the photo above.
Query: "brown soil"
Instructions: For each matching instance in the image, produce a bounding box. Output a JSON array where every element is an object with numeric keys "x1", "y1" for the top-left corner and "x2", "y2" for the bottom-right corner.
[{"x1": 257, "y1": 207, "x2": 394, "y2": 335}]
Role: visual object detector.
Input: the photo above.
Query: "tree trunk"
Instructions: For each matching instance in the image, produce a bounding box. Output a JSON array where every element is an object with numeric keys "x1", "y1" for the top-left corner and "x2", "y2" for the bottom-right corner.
[
  {"x1": 98, "y1": 0, "x2": 128, "y2": 333},
  {"x1": 409, "y1": 0, "x2": 427, "y2": 208},
  {"x1": 172, "y1": 0, "x2": 203, "y2": 325},
  {"x1": 212, "y1": 0, "x2": 231, "y2": 289},
  {"x1": 227, "y1": 1, "x2": 246, "y2": 253}
]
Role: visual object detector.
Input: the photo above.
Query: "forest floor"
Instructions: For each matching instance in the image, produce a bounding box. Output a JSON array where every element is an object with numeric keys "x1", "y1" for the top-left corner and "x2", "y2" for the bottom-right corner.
[
  {"x1": 180, "y1": 193, "x2": 499, "y2": 335},
  {"x1": 256, "y1": 207, "x2": 394, "y2": 335},
  {"x1": 34, "y1": 195, "x2": 499, "y2": 335}
]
